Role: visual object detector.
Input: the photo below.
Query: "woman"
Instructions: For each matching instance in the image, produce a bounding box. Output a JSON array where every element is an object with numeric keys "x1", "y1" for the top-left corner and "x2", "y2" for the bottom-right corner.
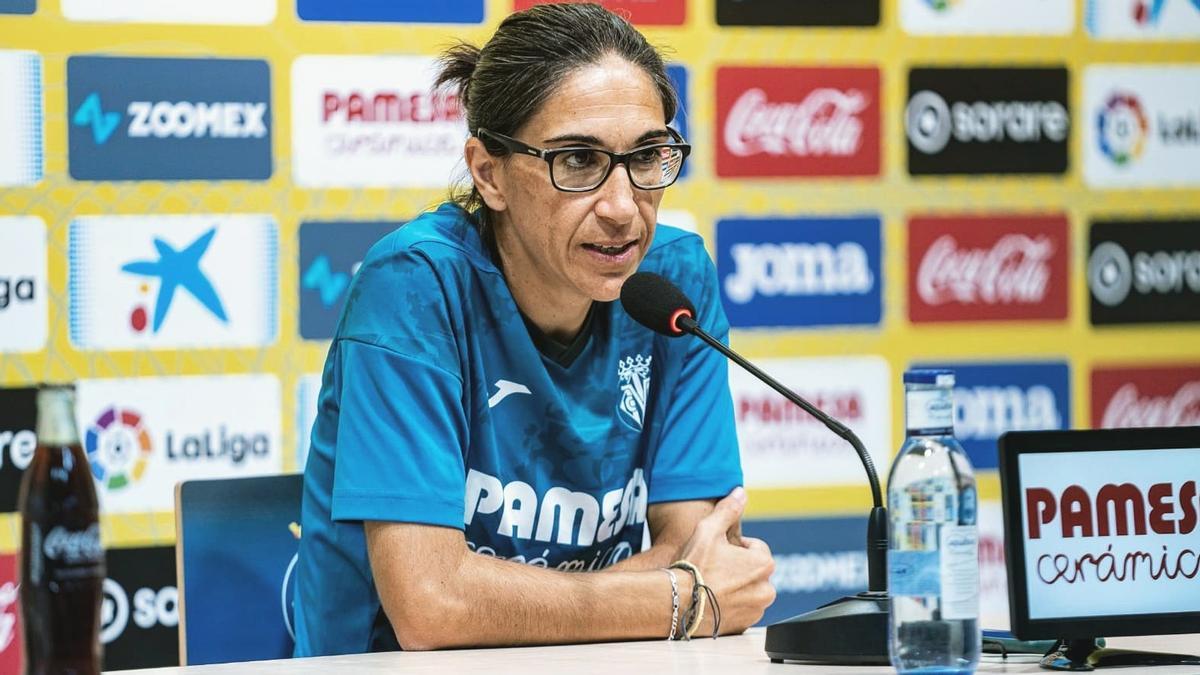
[{"x1": 293, "y1": 3, "x2": 775, "y2": 655}]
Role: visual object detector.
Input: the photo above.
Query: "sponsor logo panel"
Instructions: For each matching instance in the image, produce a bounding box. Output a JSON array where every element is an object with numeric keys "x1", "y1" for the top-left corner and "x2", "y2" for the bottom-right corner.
[
  {"x1": 100, "y1": 547, "x2": 178, "y2": 670},
  {"x1": 732, "y1": 356, "x2": 891, "y2": 487},
  {"x1": 0, "y1": 387, "x2": 37, "y2": 513},
  {"x1": 911, "y1": 362, "x2": 1071, "y2": 470},
  {"x1": 0, "y1": 216, "x2": 48, "y2": 352},
  {"x1": 657, "y1": 209, "x2": 698, "y2": 235},
  {"x1": 298, "y1": 0, "x2": 483, "y2": 22},
  {"x1": 75, "y1": 375, "x2": 282, "y2": 513},
  {"x1": 0, "y1": 0, "x2": 35, "y2": 13},
  {"x1": 900, "y1": 0, "x2": 1073, "y2": 34},
  {"x1": 1087, "y1": 219, "x2": 1200, "y2": 325},
  {"x1": 291, "y1": 55, "x2": 465, "y2": 188},
  {"x1": 716, "y1": 67, "x2": 881, "y2": 178},
  {"x1": 296, "y1": 374, "x2": 322, "y2": 470},
  {"x1": 907, "y1": 67, "x2": 1069, "y2": 175},
  {"x1": 0, "y1": 50, "x2": 43, "y2": 185},
  {"x1": 1084, "y1": 66, "x2": 1200, "y2": 187},
  {"x1": 67, "y1": 56, "x2": 272, "y2": 181},
  {"x1": 69, "y1": 215, "x2": 278, "y2": 350},
  {"x1": 715, "y1": 0, "x2": 879, "y2": 26},
  {"x1": 62, "y1": 0, "x2": 274, "y2": 23},
  {"x1": 514, "y1": 0, "x2": 684, "y2": 24},
  {"x1": 743, "y1": 516, "x2": 867, "y2": 623},
  {"x1": 298, "y1": 220, "x2": 399, "y2": 340},
  {"x1": 908, "y1": 215, "x2": 1069, "y2": 323},
  {"x1": 716, "y1": 216, "x2": 883, "y2": 328},
  {"x1": 0, "y1": 553, "x2": 20, "y2": 674},
  {"x1": 1091, "y1": 365, "x2": 1200, "y2": 429},
  {"x1": 667, "y1": 64, "x2": 690, "y2": 179},
  {"x1": 1087, "y1": 0, "x2": 1200, "y2": 39}
]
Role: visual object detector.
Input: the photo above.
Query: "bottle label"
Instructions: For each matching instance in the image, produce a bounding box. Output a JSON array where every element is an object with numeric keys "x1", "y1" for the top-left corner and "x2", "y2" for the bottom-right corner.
[
  {"x1": 889, "y1": 549, "x2": 940, "y2": 597},
  {"x1": 939, "y1": 525, "x2": 979, "y2": 621},
  {"x1": 906, "y1": 388, "x2": 954, "y2": 434},
  {"x1": 42, "y1": 524, "x2": 102, "y2": 565}
]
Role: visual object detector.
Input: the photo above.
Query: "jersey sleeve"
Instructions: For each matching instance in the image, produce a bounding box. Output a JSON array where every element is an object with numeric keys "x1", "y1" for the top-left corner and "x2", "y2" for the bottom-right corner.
[
  {"x1": 646, "y1": 241, "x2": 743, "y2": 504},
  {"x1": 329, "y1": 241, "x2": 469, "y2": 529}
]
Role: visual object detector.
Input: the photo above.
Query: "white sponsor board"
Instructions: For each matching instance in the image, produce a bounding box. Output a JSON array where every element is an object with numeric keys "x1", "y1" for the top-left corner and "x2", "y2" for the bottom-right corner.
[
  {"x1": 1018, "y1": 448, "x2": 1200, "y2": 619},
  {"x1": 62, "y1": 0, "x2": 275, "y2": 23},
  {"x1": 0, "y1": 216, "x2": 47, "y2": 353},
  {"x1": 978, "y1": 500, "x2": 1011, "y2": 628},
  {"x1": 1084, "y1": 66, "x2": 1200, "y2": 188},
  {"x1": 731, "y1": 356, "x2": 890, "y2": 488},
  {"x1": 0, "y1": 50, "x2": 42, "y2": 186},
  {"x1": 900, "y1": 0, "x2": 1074, "y2": 35},
  {"x1": 1087, "y1": 0, "x2": 1200, "y2": 40},
  {"x1": 657, "y1": 209, "x2": 698, "y2": 234},
  {"x1": 296, "y1": 374, "x2": 322, "y2": 471},
  {"x1": 291, "y1": 55, "x2": 468, "y2": 188},
  {"x1": 76, "y1": 376, "x2": 282, "y2": 514},
  {"x1": 69, "y1": 215, "x2": 278, "y2": 350}
]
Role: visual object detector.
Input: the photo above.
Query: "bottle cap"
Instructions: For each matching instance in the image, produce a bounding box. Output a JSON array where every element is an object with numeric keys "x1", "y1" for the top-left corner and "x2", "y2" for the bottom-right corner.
[{"x1": 903, "y1": 368, "x2": 955, "y2": 387}]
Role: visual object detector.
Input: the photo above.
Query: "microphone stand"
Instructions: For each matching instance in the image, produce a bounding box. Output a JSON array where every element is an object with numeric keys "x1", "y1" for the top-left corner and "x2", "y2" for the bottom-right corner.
[{"x1": 677, "y1": 315, "x2": 891, "y2": 665}]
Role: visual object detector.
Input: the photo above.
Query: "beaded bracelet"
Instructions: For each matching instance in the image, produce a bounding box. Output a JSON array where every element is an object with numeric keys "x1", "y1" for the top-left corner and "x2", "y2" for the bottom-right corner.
[{"x1": 661, "y1": 568, "x2": 680, "y2": 640}]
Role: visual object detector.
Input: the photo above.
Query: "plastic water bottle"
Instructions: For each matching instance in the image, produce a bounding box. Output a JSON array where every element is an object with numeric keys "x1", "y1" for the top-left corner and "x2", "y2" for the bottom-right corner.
[{"x1": 887, "y1": 369, "x2": 981, "y2": 674}]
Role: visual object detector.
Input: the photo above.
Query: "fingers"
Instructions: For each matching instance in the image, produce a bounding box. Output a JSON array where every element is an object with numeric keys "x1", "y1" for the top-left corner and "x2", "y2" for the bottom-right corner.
[
  {"x1": 741, "y1": 536, "x2": 770, "y2": 554},
  {"x1": 704, "y1": 486, "x2": 746, "y2": 534}
]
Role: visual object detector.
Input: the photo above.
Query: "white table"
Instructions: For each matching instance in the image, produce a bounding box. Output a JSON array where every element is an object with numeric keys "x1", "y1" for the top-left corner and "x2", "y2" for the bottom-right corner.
[{"x1": 112, "y1": 629, "x2": 1200, "y2": 674}]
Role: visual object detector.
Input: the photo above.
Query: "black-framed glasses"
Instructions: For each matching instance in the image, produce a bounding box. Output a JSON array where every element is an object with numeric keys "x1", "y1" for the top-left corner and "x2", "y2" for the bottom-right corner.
[{"x1": 476, "y1": 127, "x2": 691, "y2": 192}]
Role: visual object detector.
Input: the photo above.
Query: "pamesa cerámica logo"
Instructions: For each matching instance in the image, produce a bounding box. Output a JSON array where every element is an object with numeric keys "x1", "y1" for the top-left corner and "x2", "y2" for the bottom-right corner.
[{"x1": 67, "y1": 56, "x2": 271, "y2": 180}]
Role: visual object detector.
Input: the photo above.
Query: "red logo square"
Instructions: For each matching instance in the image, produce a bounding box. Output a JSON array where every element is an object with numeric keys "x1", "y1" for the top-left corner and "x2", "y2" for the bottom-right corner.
[
  {"x1": 1092, "y1": 366, "x2": 1200, "y2": 429},
  {"x1": 512, "y1": 0, "x2": 685, "y2": 25}
]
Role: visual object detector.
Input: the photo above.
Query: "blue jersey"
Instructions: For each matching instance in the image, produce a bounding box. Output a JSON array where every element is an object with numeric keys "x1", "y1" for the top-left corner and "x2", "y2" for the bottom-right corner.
[{"x1": 293, "y1": 203, "x2": 741, "y2": 656}]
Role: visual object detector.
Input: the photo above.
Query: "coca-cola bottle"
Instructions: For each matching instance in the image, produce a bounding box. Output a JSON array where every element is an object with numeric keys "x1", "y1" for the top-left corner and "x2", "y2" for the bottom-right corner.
[{"x1": 18, "y1": 384, "x2": 104, "y2": 675}]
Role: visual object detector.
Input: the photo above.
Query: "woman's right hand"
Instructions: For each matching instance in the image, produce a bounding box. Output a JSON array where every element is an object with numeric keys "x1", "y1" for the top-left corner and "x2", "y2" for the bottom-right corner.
[{"x1": 674, "y1": 487, "x2": 776, "y2": 635}]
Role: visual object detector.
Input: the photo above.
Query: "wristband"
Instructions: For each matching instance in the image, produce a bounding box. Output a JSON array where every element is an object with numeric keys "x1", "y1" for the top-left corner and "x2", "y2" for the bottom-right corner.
[{"x1": 661, "y1": 568, "x2": 680, "y2": 641}]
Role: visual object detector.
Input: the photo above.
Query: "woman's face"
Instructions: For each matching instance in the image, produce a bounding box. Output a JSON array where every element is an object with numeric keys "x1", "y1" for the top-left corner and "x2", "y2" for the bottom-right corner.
[{"x1": 487, "y1": 55, "x2": 670, "y2": 305}]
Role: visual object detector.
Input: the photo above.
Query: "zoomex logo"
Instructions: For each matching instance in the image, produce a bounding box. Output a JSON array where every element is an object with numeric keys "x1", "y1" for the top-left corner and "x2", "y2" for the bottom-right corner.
[
  {"x1": 299, "y1": 220, "x2": 398, "y2": 340},
  {"x1": 906, "y1": 67, "x2": 1069, "y2": 175},
  {"x1": 67, "y1": 56, "x2": 271, "y2": 180},
  {"x1": 716, "y1": 67, "x2": 881, "y2": 178},
  {"x1": 716, "y1": 216, "x2": 882, "y2": 328},
  {"x1": 913, "y1": 362, "x2": 1069, "y2": 470},
  {"x1": 1088, "y1": 219, "x2": 1200, "y2": 325}
]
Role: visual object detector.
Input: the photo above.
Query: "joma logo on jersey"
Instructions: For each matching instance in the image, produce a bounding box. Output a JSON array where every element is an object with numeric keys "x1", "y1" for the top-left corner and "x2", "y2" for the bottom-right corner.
[{"x1": 464, "y1": 468, "x2": 648, "y2": 548}]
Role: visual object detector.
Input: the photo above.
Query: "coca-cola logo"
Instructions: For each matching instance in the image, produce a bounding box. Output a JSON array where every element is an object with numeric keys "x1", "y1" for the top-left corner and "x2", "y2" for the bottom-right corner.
[
  {"x1": 724, "y1": 87, "x2": 867, "y2": 158},
  {"x1": 908, "y1": 215, "x2": 1068, "y2": 323},
  {"x1": 43, "y1": 524, "x2": 102, "y2": 565},
  {"x1": 917, "y1": 234, "x2": 1054, "y2": 306},
  {"x1": 0, "y1": 581, "x2": 16, "y2": 655},
  {"x1": 1100, "y1": 382, "x2": 1200, "y2": 429},
  {"x1": 716, "y1": 67, "x2": 880, "y2": 177}
]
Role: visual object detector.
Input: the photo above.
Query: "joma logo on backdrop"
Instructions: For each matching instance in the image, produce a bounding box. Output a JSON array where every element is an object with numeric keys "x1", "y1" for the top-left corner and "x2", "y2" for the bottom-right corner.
[
  {"x1": 716, "y1": 67, "x2": 880, "y2": 177},
  {"x1": 1092, "y1": 365, "x2": 1200, "y2": 429},
  {"x1": 908, "y1": 215, "x2": 1069, "y2": 322},
  {"x1": 716, "y1": 217, "x2": 882, "y2": 328},
  {"x1": 67, "y1": 56, "x2": 272, "y2": 180}
]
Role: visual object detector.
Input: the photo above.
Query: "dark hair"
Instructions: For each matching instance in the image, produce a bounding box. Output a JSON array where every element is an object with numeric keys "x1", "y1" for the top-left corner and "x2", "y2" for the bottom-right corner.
[{"x1": 435, "y1": 2, "x2": 678, "y2": 239}]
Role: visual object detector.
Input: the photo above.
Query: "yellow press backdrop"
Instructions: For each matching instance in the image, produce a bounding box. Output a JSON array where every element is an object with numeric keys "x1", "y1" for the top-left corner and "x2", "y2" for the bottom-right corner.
[{"x1": 1, "y1": 0, "x2": 1200, "y2": 642}]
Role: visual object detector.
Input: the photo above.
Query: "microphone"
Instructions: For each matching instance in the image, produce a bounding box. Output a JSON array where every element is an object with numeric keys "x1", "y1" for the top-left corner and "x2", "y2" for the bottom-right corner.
[{"x1": 620, "y1": 271, "x2": 891, "y2": 665}]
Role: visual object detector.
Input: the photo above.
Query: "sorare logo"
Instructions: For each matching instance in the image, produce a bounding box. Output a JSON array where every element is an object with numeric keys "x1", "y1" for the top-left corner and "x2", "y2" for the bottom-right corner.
[
  {"x1": 0, "y1": 387, "x2": 37, "y2": 514},
  {"x1": 1087, "y1": 219, "x2": 1200, "y2": 325},
  {"x1": 1092, "y1": 365, "x2": 1200, "y2": 429},
  {"x1": 908, "y1": 214, "x2": 1069, "y2": 323},
  {"x1": 67, "y1": 56, "x2": 271, "y2": 180},
  {"x1": 299, "y1": 221, "x2": 399, "y2": 340},
  {"x1": 716, "y1": 216, "x2": 882, "y2": 328},
  {"x1": 0, "y1": 50, "x2": 42, "y2": 186},
  {"x1": 0, "y1": 216, "x2": 48, "y2": 353},
  {"x1": 715, "y1": 0, "x2": 879, "y2": 26},
  {"x1": 298, "y1": 0, "x2": 483, "y2": 22},
  {"x1": 69, "y1": 216, "x2": 278, "y2": 350},
  {"x1": 716, "y1": 67, "x2": 881, "y2": 178},
  {"x1": 1084, "y1": 66, "x2": 1200, "y2": 187},
  {"x1": 515, "y1": 0, "x2": 684, "y2": 24},
  {"x1": 906, "y1": 67, "x2": 1069, "y2": 175},
  {"x1": 912, "y1": 362, "x2": 1070, "y2": 470},
  {"x1": 99, "y1": 546, "x2": 179, "y2": 670}
]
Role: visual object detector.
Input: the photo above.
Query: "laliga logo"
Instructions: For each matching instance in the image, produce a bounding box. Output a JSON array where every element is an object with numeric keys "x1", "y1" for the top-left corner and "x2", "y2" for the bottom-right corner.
[
  {"x1": 917, "y1": 234, "x2": 1054, "y2": 306},
  {"x1": 724, "y1": 241, "x2": 873, "y2": 304},
  {"x1": 724, "y1": 87, "x2": 867, "y2": 158},
  {"x1": 100, "y1": 578, "x2": 178, "y2": 645},
  {"x1": 906, "y1": 90, "x2": 1068, "y2": 154},
  {"x1": 72, "y1": 92, "x2": 267, "y2": 145},
  {"x1": 0, "y1": 275, "x2": 36, "y2": 312},
  {"x1": 86, "y1": 407, "x2": 153, "y2": 492},
  {"x1": 1097, "y1": 92, "x2": 1148, "y2": 166}
]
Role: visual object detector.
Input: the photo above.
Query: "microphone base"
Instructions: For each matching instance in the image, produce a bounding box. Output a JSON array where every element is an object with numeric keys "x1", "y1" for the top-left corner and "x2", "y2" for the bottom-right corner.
[{"x1": 764, "y1": 591, "x2": 890, "y2": 665}]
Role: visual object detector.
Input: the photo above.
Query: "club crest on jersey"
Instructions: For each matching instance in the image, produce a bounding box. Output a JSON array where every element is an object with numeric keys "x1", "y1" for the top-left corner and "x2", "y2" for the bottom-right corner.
[{"x1": 617, "y1": 354, "x2": 652, "y2": 432}]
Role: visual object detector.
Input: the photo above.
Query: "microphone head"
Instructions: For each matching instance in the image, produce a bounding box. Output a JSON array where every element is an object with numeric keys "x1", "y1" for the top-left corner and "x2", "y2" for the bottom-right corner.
[{"x1": 620, "y1": 272, "x2": 696, "y2": 337}]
